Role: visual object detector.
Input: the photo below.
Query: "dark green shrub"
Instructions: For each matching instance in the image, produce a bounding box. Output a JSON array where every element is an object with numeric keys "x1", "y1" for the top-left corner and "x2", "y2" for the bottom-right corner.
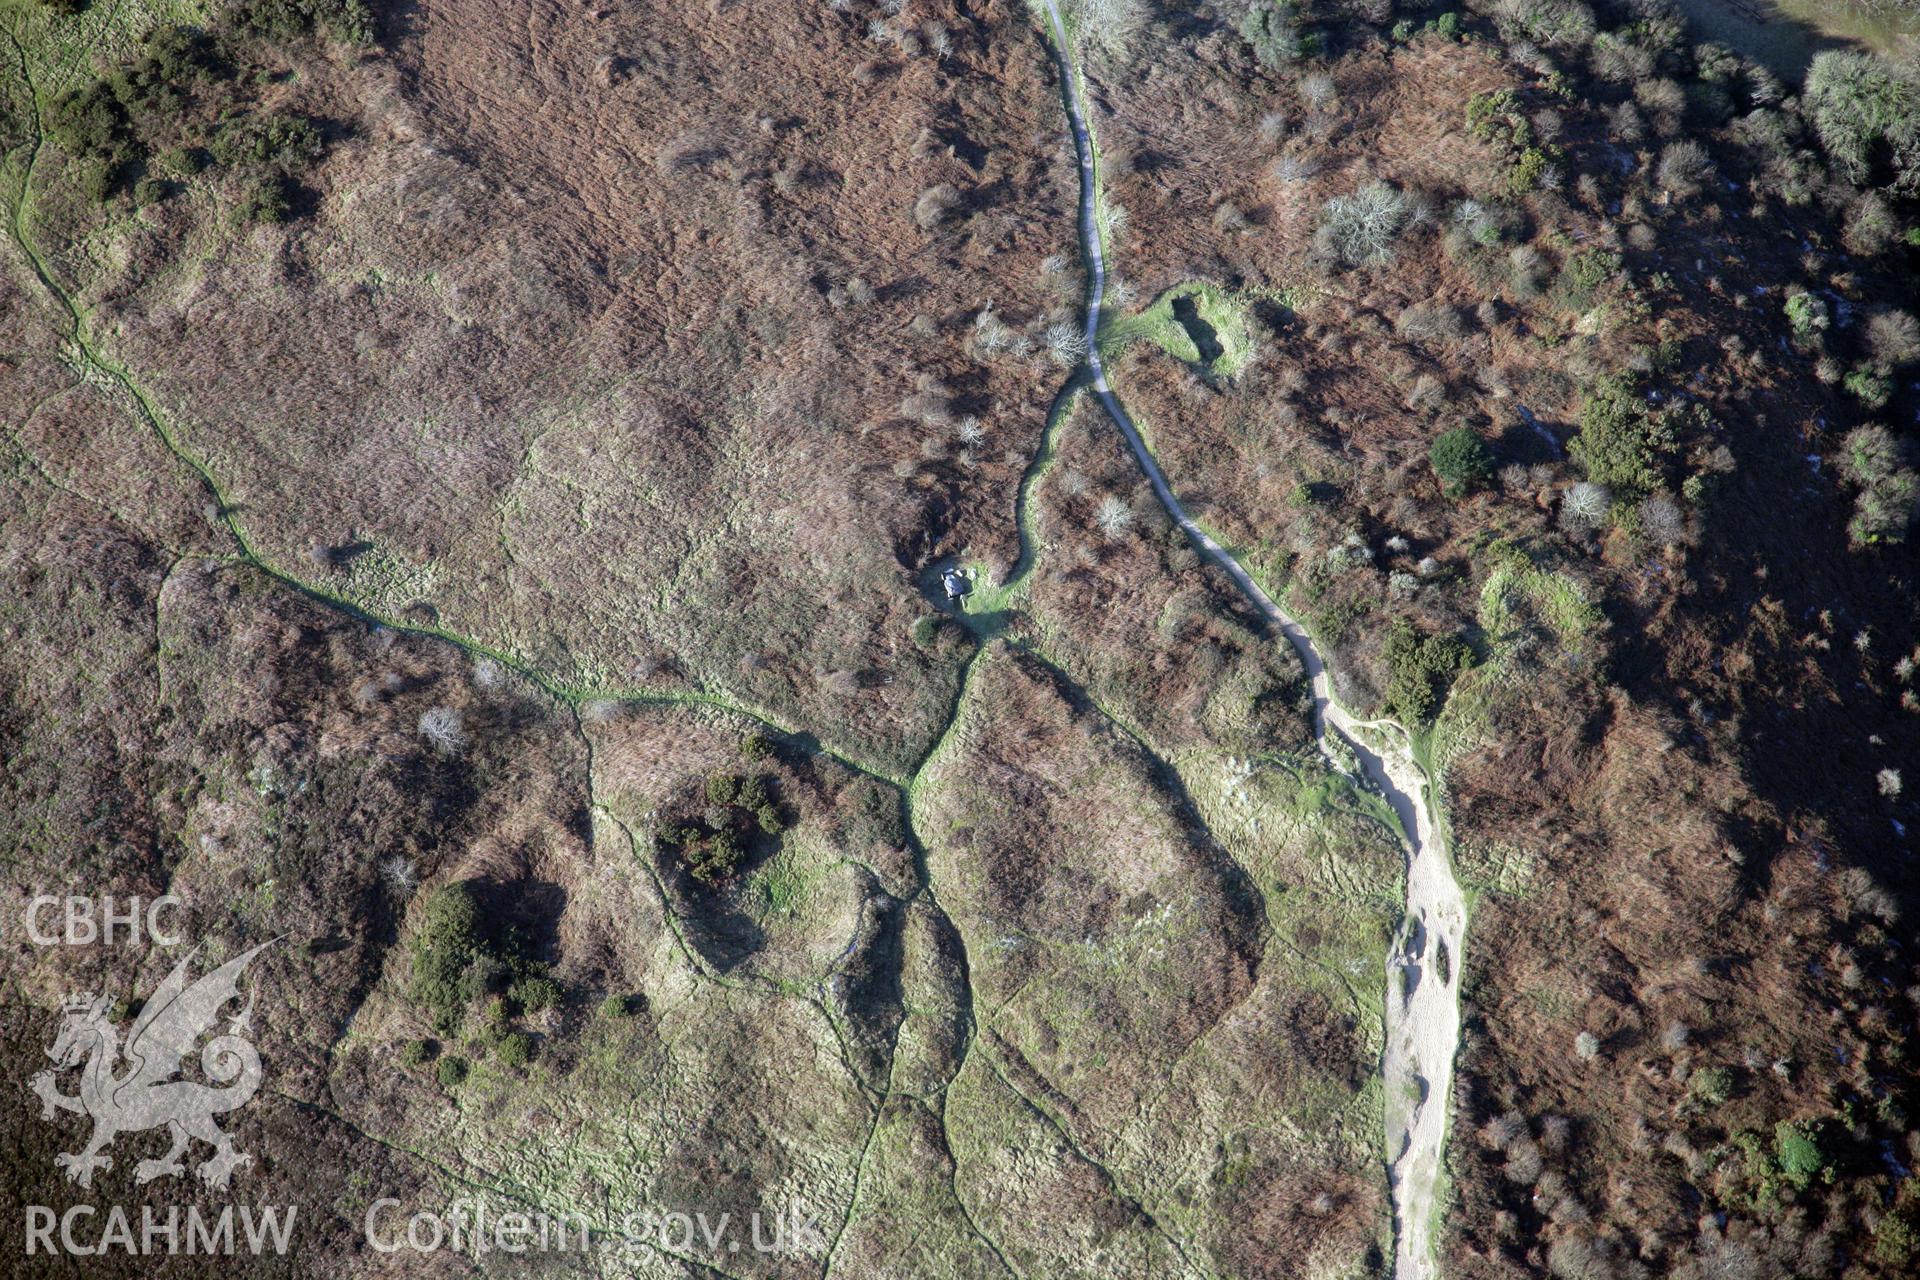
[
  {"x1": 111, "y1": 27, "x2": 220, "y2": 117},
  {"x1": 1382, "y1": 619, "x2": 1472, "y2": 724},
  {"x1": 410, "y1": 883, "x2": 481, "y2": 1027},
  {"x1": 837, "y1": 779, "x2": 905, "y2": 851},
  {"x1": 509, "y1": 976, "x2": 561, "y2": 1013},
  {"x1": 687, "y1": 830, "x2": 742, "y2": 884},
  {"x1": 401, "y1": 1038, "x2": 436, "y2": 1068},
  {"x1": 495, "y1": 1031, "x2": 534, "y2": 1070},
  {"x1": 1774, "y1": 1120, "x2": 1826, "y2": 1187},
  {"x1": 435, "y1": 1055, "x2": 469, "y2": 1089},
  {"x1": 456, "y1": 954, "x2": 506, "y2": 1006},
  {"x1": 1507, "y1": 147, "x2": 1551, "y2": 195},
  {"x1": 599, "y1": 994, "x2": 632, "y2": 1019},
  {"x1": 1554, "y1": 250, "x2": 1622, "y2": 312},
  {"x1": 211, "y1": 114, "x2": 323, "y2": 171},
  {"x1": 1569, "y1": 374, "x2": 1673, "y2": 496},
  {"x1": 1690, "y1": 1066, "x2": 1734, "y2": 1105},
  {"x1": 704, "y1": 773, "x2": 739, "y2": 806},
  {"x1": 156, "y1": 146, "x2": 207, "y2": 176},
  {"x1": 1466, "y1": 89, "x2": 1521, "y2": 143},
  {"x1": 1430, "y1": 428, "x2": 1495, "y2": 498},
  {"x1": 229, "y1": 0, "x2": 376, "y2": 43},
  {"x1": 740, "y1": 732, "x2": 772, "y2": 761},
  {"x1": 45, "y1": 81, "x2": 137, "y2": 197},
  {"x1": 235, "y1": 174, "x2": 293, "y2": 224}
]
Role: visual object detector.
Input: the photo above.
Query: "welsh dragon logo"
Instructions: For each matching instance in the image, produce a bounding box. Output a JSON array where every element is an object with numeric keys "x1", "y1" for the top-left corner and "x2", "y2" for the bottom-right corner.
[{"x1": 30, "y1": 941, "x2": 275, "y2": 1190}]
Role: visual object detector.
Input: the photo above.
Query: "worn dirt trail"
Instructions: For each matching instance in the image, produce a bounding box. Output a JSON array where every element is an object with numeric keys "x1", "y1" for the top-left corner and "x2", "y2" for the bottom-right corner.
[{"x1": 1036, "y1": 5, "x2": 1468, "y2": 1276}]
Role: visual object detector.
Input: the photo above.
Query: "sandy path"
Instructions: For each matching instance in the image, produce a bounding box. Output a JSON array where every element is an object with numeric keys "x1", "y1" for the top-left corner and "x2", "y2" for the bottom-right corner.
[{"x1": 1036, "y1": 5, "x2": 1468, "y2": 1275}]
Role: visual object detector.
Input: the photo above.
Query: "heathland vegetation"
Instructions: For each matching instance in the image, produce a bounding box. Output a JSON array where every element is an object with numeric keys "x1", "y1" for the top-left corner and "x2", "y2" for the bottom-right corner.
[
  {"x1": 34, "y1": 7, "x2": 358, "y2": 219},
  {"x1": 1067, "y1": 0, "x2": 1919, "y2": 1272},
  {"x1": 3, "y1": 0, "x2": 1917, "y2": 1276}
]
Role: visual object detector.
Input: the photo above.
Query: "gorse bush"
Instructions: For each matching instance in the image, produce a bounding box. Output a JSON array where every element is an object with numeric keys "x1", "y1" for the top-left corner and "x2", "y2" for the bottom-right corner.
[
  {"x1": 1510, "y1": 147, "x2": 1556, "y2": 195},
  {"x1": 410, "y1": 883, "x2": 481, "y2": 1031},
  {"x1": 1464, "y1": 87, "x2": 1562, "y2": 194},
  {"x1": 1774, "y1": 1120, "x2": 1827, "y2": 1188},
  {"x1": 1570, "y1": 373, "x2": 1673, "y2": 497},
  {"x1": 1430, "y1": 428, "x2": 1495, "y2": 498},
  {"x1": 211, "y1": 114, "x2": 324, "y2": 170},
  {"x1": 42, "y1": 23, "x2": 334, "y2": 215},
  {"x1": 1467, "y1": 88, "x2": 1526, "y2": 146},
  {"x1": 659, "y1": 772, "x2": 784, "y2": 885},
  {"x1": 1691, "y1": 1066, "x2": 1734, "y2": 1105},
  {"x1": 45, "y1": 82, "x2": 137, "y2": 200},
  {"x1": 1844, "y1": 366, "x2": 1892, "y2": 410},
  {"x1": 1553, "y1": 249, "x2": 1620, "y2": 313},
  {"x1": 407, "y1": 881, "x2": 553, "y2": 1031},
  {"x1": 1383, "y1": 619, "x2": 1472, "y2": 724},
  {"x1": 228, "y1": 0, "x2": 376, "y2": 43}
]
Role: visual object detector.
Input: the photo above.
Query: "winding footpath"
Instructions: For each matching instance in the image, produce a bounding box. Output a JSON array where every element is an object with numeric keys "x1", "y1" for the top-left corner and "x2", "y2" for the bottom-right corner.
[{"x1": 1036, "y1": 6, "x2": 1468, "y2": 1277}]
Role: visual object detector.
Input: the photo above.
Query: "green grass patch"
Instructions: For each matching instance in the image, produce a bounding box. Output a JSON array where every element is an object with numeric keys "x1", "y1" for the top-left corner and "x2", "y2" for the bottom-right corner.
[
  {"x1": 1100, "y1": 281, "x2": 1257, "y2": 378},
  {"x1": 1476, "y1": 545, "x2": 1601, "y2": 658}
]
